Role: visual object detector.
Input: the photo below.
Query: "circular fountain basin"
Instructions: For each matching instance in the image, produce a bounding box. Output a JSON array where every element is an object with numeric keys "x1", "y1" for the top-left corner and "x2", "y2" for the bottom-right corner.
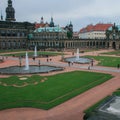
[
  {"x1": 64, "y1": 57, "x2": 91, "y2": 64},
  {"x1": 0, "y1": 65, "x2": 64, "y2": 74}
]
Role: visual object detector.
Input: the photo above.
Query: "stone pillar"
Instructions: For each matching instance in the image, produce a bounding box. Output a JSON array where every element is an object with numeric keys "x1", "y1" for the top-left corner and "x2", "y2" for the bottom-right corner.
[
  {"x1": 116, "y1": 42, "x2": 119, "y2": 49},
  {"x1": 109, "y1": 41, "x2": 113, "y2": 49}
]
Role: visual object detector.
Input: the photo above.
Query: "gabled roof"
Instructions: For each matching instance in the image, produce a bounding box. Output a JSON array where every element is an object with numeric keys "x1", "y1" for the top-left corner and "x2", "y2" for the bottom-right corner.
[{"x1": 80, "y1": 23, "x2": 113, "y2": 33}]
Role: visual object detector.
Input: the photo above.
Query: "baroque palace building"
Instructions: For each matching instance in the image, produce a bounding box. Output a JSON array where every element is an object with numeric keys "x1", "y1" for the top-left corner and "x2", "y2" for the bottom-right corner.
[
  {"x1": 1, "y1": 0, "x2": 120, "y2": 50},
  {"x1": 28, "y1": 17, "x2": 69, "y2": 50}
]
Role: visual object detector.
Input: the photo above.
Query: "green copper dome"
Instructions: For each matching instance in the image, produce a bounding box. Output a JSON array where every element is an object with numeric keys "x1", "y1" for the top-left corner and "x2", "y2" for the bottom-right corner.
[{"x1": 34, "y1": 26, "x2": 67, "y2": 33}]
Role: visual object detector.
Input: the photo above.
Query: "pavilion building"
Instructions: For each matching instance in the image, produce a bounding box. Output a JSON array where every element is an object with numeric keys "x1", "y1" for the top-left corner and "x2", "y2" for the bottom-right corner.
[{"x1": 79, "y1": 23, "x2": 113, "y2": 39}]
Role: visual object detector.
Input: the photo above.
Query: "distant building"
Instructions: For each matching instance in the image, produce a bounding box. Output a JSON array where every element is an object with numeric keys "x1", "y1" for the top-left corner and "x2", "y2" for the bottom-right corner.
[
  {"x1": 64, "y1": 21, "x2": 73, "y2": 39},
  {"x1": 1, "y1": 0, "x2": 120, "y2": 50},
  {"x1": 32, "y1": 26, "x2": 67, "y2": 40},
  {"x1": 35, "y1": 17, "x2": 55, "y2": 29},
  {"x1": 6, "y1": 0, "x2": 16, "y2": 21},
  {"x1": 79, "y1": 23, "x2": 113, "y2": 39},
  {"x1": 28, "y1": 25, "x2": 67, "y2": 49},
  {"x1": 0, "y1": 0, "x2": 34, "y2": 49},
  {"x1": 73, "y1": 32, "x2": 79, "y2": 39},
  {"x1": 106, "y1": 23, "x2": 120, "y2": 40},
  {"x1": 35, "y1": 17, "x2": 49, "y2": 28}
]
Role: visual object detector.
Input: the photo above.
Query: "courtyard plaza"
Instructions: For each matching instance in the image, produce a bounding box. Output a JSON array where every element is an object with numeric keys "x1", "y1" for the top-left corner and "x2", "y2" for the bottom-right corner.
[{"x1": 0, "y1": 49, "x2": 120, "y2": 120}]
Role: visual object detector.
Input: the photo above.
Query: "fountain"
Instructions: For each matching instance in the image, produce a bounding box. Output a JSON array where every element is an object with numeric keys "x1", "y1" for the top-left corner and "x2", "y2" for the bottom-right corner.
[
  {"x1": 106, "y1": 97, "x2": 120, "y2": 115},
  {"x1": 34, "y1": 46, "x2": 37, "y2": 57},
  {"x1": 64, "y1": 48, "x2": 91, "y2": 64},
  {"x1": 84, "y1": 96, "x2": 120, "y2": 120},
  {"x1": 24, "y1": 52, "x2": 29, "y2": 70},
  {"x1": 98, "y1": 96, "x2": 120, "y2": 119},
  {"x1": 0, "y1": 52, "x2": 64, "y2": 74}
]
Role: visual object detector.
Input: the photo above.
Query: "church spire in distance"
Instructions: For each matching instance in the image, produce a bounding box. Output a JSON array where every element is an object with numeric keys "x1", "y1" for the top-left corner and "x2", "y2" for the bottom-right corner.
[
  {"x1": 49, "y1": 17, "x2": 54, "y2": 27},
  {"x1": 6, "y1": 0, "x2": 16, "y2": 21}
]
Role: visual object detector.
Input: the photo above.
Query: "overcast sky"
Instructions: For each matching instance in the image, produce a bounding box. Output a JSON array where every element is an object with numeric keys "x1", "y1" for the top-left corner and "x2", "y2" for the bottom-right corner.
[{"x1": 1, "y1": 0, "x2": 120, "y2": 31}]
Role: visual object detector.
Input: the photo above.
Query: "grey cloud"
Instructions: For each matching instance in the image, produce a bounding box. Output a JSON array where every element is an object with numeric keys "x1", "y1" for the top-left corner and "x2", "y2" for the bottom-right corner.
[{"x1": 1, "y1": 0, "x2": 120, "y2": 31}]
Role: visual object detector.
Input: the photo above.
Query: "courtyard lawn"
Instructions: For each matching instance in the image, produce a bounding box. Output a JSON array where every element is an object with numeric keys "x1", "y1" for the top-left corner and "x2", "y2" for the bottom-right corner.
[
  {"x1": 0, "y1": 49, "x2": 26, "y2": 54},
  {"x1": 101, "y1": 50, "x2": 120, "y2": 56},
  {"x1": 86, "y1": 55, "x2": 120, "y2": 67},
  {"x1": 0, "y1": 71, "x2": 113, "y2": 110},
  {"x1": 0, "y1": 51, "x2": 63, "y2": 57}
]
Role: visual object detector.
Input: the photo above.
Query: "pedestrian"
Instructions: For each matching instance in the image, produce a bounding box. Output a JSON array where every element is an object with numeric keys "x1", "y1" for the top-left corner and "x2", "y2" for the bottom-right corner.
[
  {"x1": 88, "y1": 65, "x2": 90, "y2": 70},
  {"x1": 38, "y1": 60, "x2": 40, "y2": 67},
  {"x1": 50, "y1": 58, "x2": 52, "y2": 61},
  {"x1": 91, "y1": 60, "x2": 94, "y2": 66},
  {"x1": 2, "y1": 56, "x2": 4, "y2": 61},
  {"x1": 68, "y1": 61, "x2": 70, "y2": 66},
  {"x1": 33, "y1": 57, "x2": 35, "y2": 61},
  {"x1": 72, "y1": 52, "x2": 74, "y2": 55},
  {"x1": 117, "y1": 64, "x2": 120, "y2": 69}
]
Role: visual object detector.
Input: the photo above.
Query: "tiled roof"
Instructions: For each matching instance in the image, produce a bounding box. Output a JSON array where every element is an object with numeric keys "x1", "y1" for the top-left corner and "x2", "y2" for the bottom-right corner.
[
  {"x1": 35, "y1": 23, "x2": 49, "y2": 28},
  {"x1": 35, "y1": 23, "x2": 45, "y2": 28},
  {"x1": 80, "y1": 23, "x2": 113, "y2": 33}
]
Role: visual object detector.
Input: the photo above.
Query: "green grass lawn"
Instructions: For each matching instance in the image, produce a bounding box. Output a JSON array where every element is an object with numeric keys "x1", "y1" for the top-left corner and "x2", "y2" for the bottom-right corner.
[
  {"x1": 0, "y1": 49, "x2": 26, "y2": 54},
  {"x1": 86, "y1": 55, "x2": 120, "y2": 67},
  {"x1": 0, "y1": 71, "x2": 113, "y2": 110},
  {"x1": 101, "y1": 50, "x2": 120, "y2": 55},
  {"x1": 0, "y1": 51, "x2": 63, "y2": 57}
]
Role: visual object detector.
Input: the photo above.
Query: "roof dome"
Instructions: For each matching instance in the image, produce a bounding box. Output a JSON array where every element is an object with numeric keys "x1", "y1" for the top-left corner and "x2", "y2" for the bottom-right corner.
[{"x1": 34, "y1": 26, "x2": 67, "y2": 33}]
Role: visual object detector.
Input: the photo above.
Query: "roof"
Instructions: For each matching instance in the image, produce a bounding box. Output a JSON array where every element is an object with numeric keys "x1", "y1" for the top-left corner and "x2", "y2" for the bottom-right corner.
[
  {"x1": 35, "y1": 23, "x2": 49, "y2": 28},
  {"x1": 34, "y1": 26, "x2": 67, "y2": 33},
  {"x1": 80, "y1": 23, "x2": 113, "y2": 33}
]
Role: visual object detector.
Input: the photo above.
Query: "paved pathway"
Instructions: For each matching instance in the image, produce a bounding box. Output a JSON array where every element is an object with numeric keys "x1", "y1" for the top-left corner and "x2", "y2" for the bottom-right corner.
[{"x1": 1, "y1": 49, "x2": 120, "y2": 120}]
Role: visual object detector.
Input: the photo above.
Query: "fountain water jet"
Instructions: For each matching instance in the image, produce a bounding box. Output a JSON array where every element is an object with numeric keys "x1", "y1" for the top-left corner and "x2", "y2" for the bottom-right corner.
[
  {"x1": 76, "y1": 48, "x2": 79, "y2": 60},
  {"x1": 107, "y1": 106, "x2": 120, "y2": 114},
  {"x1": 34, "y1": 46, "x2": 37, "y2": 57},
  {"x1": 24, "y1": 52, "x2": 29, "y2": 70}
]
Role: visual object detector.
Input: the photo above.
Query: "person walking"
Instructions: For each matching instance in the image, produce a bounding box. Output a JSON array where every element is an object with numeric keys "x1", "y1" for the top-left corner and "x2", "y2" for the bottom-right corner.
[{"x1": 117, "y1": 64, "x2": 120, "y2": 69}]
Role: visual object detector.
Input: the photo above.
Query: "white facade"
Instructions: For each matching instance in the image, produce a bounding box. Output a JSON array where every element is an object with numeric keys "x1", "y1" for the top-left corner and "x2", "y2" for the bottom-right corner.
[
  {"x1": 79, "y1": 23, "x2": 113, "y2": 39},
  {"x1": 79, "y1": 31, "x2": 106, "y2": 39}
]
